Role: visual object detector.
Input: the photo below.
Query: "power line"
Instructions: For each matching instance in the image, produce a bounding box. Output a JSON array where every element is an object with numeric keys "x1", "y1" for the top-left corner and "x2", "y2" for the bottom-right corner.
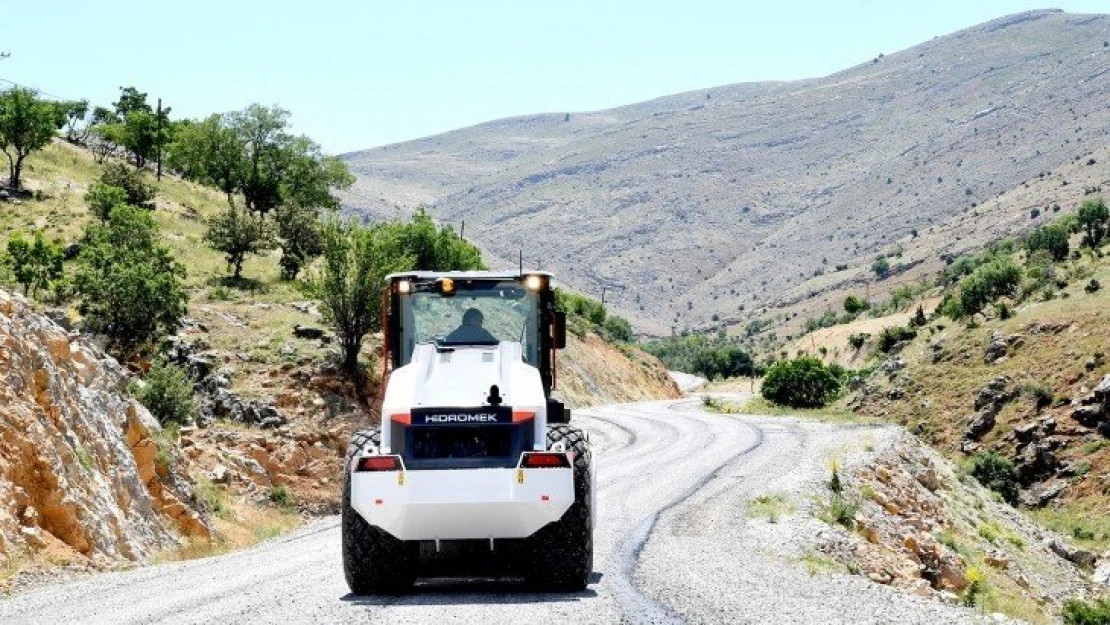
[{"x1": 0, "y1": 77, "x2": 72, "y2": 102}]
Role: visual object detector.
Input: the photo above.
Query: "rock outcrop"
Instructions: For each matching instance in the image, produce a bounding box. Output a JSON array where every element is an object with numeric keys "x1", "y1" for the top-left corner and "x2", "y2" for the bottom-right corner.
[{"x1": 0, "y1": 291, "x2": 209, "y2": 569}]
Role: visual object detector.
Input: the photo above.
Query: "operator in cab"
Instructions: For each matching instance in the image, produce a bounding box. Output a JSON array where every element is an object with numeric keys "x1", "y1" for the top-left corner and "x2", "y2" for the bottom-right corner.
[{"x1": 444, "y1": 307, "x2": 497, "y2": 344}]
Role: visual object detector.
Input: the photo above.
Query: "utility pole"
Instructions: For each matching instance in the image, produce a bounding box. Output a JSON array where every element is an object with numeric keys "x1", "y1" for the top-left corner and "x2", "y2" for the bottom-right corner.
[
  {"x1": 518, "y1": 250, "x2": 523, "y2": 274},
  {"x1": 460, "y1": 220, "x2": 465, "y2": 239},
  {"x1": 155, "y1": 98, "x2": 163, "y2": 180}
]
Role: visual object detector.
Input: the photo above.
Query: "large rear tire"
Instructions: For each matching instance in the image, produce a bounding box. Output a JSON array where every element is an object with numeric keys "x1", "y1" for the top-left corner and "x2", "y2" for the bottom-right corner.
[
  {"x1": 342, "y1": 427, "x2": 415, "y2": 595},
  {"x1": 525, "y1": 424, "x2": 593, "y2": 591}
]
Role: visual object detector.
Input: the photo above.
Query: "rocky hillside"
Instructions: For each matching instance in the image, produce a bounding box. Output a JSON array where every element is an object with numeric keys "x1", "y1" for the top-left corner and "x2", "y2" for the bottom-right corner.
[
  {"x1": 0, "y1": 290, "x2": 208, "y2": 585},
  {"x1": 340, "y1": 9, "x2": 1110, "y2": 334}
]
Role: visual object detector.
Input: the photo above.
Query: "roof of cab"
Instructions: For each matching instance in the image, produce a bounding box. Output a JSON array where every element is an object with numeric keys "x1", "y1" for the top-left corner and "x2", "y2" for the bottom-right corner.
[{"x1": 385, "y1": 270, "x2": 554, "y2": 281}]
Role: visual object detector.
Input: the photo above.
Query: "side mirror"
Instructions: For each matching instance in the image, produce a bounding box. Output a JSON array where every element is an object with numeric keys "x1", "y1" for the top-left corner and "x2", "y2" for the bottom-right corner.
[{"x1": 552, "y1": 311, "x2": 567, "y2": 349}]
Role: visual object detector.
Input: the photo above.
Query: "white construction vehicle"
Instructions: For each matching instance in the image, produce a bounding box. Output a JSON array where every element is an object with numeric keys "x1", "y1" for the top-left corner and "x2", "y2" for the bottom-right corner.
[{"x1": 342, "y1": 271, "x2": 594, "y2": 593}]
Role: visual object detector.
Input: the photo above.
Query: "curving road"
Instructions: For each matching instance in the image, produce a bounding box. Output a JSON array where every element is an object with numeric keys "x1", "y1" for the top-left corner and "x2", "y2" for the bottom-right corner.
[{"x1": 0, "y1": 398, "x2": 982, "y2": 624}]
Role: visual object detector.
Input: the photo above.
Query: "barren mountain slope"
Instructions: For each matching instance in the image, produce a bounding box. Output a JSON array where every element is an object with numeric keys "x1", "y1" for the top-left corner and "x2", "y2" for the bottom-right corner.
[{"x1": 341, "y1": 10, "x2": 1110, "y2": 334}]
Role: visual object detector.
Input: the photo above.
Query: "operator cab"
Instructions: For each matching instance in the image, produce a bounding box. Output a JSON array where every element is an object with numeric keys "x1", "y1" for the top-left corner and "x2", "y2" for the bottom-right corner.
[{"x1": 383, "y1": 271, "x2": 566, "y2": 397}]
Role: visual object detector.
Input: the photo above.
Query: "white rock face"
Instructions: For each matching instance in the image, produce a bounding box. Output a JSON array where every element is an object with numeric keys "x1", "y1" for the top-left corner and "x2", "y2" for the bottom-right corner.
[{"x1": 0, "y1": 290, "x2": 207, "y2": 564}]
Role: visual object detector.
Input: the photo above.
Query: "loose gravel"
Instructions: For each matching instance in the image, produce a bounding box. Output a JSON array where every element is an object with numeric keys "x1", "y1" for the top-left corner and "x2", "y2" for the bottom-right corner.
[{"x1": 0, "y1": 398, "x2": 992, "y2": 624}]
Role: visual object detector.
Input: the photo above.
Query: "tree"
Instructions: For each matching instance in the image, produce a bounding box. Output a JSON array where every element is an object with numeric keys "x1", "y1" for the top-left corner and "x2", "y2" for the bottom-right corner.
[
  {"x1": 957, "y1": 258, "x2": 1021, "y2": 317},
  {"x1": 1077, "y1": 198, "x2": 1108, "y2": 248},
  {"x1": 75, "y1": 205, "x2": 187, "y2": 355},
  {"x1": 760, "y1": 357, "x2": 842, "y2": 408},
  {"x1": 398, "y1": 208, "x2": 484, "y2": 271},
  {"x1": 228, "y1": 104, "x2": 290, "y2": 216},
  {"x1": 274, "y1": 202, "x2": 323, "y2": 279},
  {"x1": 84, "y1": 182, "x2": 128, "y2": 222},
  {"x1": 166, "y1": 114, "x2": 242, "y2": 202},
  {"x1": 0, "y1": 87, "x2": 58, "y2": 189},
  {"x1": 1024, "y1": 223, "x2": 1069, "y2": 262},
  {"x1": 204, "y1": 205, "x2": 277, "y2": 279},
  {"x1": 101, "y1": 87, "x2": 171, "y2": 169},
  {"x1": 58, "y1": 99, "x2": 90, "y2": 143},
  {"x1": 7, "y1": 230, "x2": 63, "y2": 297},
  {"x1": 313, "y1": 219, "x2": 412, "y2": 375},
  {"x1": 871, "y1": 257, "x2": 890, "y2": 280},
  {"x1": 100, "y1": 161, "x2": 155, "y2": 208}
]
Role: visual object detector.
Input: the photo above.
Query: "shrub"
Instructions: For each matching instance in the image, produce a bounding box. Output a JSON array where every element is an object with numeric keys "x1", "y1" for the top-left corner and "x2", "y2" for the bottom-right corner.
[
  {"x1": 761, "y1": 357, "x2": 842, "y2": 408},
  {"x1": 83, "y1": 183, "x2": 129, "y2": 222},
  {"x1": 6, "y1": 230, "x2": 64, "y2": 297},
  {"x1": 1061, "y1": 597, "x2": 1110, "y2": 625},
  {"x1": 1086, "y1": 279, "x2": 1102, "y2": 293},
  {"x1": 848, "y1": 333, "x2": 870, "y2": 350},
  {"x1": 75, "y1": 205, "x2": 187, "y2": 355},
  {"x1": 99, "y1": 161, "x2": 155, "y2": 208},
  {"x1": 877, "y1": 325, "x2": 917, "y2": 352},
  {"x1": 843, "y1": 295, "x2": 869, "y2": 315},
  {"x1": 602, "y1": 315, "x2": 633, "y2": 342},
  {"x1": 1023, "y1": 382, "x2": 1054, "y2": 409},
  {"x1": 871, "y1": 257, "x2": 890, "y2": 280},
  {"x1": 132, "y1": 359, "x2": 196, "y2": 426},
  {"x1": 958, "y1": 258, "x2": 1021, "y2": 316},
  {"x1": 268, "y1": 485, "x2": 295, "y2": 511},
  {"x1": 968, "y1": 451, "x2": 1019, "y2": 506},
  {"x1": 204, "y1": 204, "x2": 277, "y2": 279}
]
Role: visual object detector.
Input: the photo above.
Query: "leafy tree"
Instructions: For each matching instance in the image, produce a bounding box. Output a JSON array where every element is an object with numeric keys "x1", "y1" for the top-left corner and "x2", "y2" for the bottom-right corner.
[
  {"x1": 313, "y1": 219, "x2": 412, "y2": 375},
  {"x1": 101, "y1": 87, "x2": 171, "y2": 169},
  {"x1": 911, "y1": 305, "x2": 927, "y2": 327},
  {"x1": 399, "y1": 208, "x2": 484, "y2": 271},
  {"x1": 1077, "y1": 198, "x2": 1108, "y2": 248},
  {"x1": 84, "y1": 182, "x2": 128, "y2": 222},
  {"x1": 58, "y1": 99, "x2": 90, "y2": 143},
  {"x1": 204, "y1": 205, "x2": 277, "y2": 279},
  {"x1": 75, "y1": 205, "x2": 187, "y2": 355},
  {"x1": 228, "y1": 104, "x2": 290, "y2": 216},
  {"x1": 274, "y1": 202, "x2": 323, "y2": 280},
  {"x1": 166, "y1": 114, "x2": 242, "y2": 202},
  {"x1": 0, "y1": 87, "x2": 58, "y2": 189},
  {"x1": 132, "y1": 359, "x2": 197, "y2": 426},
  {"x1": 602, "y1": 315, "x2": 633, "y2": 343},
  {"x1": 760, "y1": 357, "x2": 842, "y2": 408},
  {"x1": 100, "y1": 161, "x2": 155, "y2": 208},
  {"x1": 957, "y1": 258, "x2": 1021, "y2": 317},
  {"x1": 6, "y1": 230, "x2": 63, "y2": 297},
  {"x1": 843, "y1": 294, "x2": 869, "y2": 315},
  {"x1": 1024, "y1": 223, "x2": 1069, "y2": 261},
  {"x1": 871, "y1": 257, "x2": 890, "y2": 280}
]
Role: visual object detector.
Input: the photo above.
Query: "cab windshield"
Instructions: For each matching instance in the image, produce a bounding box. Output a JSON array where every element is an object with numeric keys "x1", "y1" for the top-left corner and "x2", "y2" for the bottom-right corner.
[{"x1": 399, "y1": 280, "x2": 540, "y2": 367}]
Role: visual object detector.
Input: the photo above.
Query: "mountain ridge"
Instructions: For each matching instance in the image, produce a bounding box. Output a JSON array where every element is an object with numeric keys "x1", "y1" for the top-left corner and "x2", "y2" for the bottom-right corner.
[{"x1": 340, "y1": 9, "x2": 1110, "y2": 335}]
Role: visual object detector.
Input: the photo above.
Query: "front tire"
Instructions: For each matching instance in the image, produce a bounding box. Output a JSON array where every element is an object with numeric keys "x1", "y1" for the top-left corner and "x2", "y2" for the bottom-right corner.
[
  {"x1": 525, "y1": 424, "x2": 593, "y2": 591},
  {"x1": 342, "y1": 427, "x2": 415, "y2": 594}
]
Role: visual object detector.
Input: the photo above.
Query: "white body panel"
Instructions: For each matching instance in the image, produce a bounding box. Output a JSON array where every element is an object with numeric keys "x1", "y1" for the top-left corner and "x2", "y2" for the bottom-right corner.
[
  {"x1": 379, "y1": 342, "x2": 547, "y2": 453},
  {"x1": 350, "y1": 467, "x2": 573, "y2": 541},
  {"x1": 355, "y1": 340, "x2": 571, "y2": 540}
]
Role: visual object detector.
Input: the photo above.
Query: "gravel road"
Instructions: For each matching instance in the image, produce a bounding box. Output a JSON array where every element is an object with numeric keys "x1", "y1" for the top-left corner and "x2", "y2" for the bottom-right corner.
[{"x1": 0, "y1": 398, "x2": 988, "y2": 624}]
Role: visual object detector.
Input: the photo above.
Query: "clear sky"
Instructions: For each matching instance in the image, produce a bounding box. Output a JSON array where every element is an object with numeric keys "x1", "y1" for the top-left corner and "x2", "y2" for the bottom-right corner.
[{"x1": 3, "y1": 1, "x2": 1106, "y2": 154}]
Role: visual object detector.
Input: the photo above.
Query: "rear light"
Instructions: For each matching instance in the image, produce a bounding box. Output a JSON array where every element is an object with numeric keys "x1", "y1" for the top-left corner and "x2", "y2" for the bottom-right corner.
[
  {"x1": 355, "y1": 456, "x2": 402, "y2": 472},
  {"x1": 512, "y1": 411, "x2": 536, "y2": 423},
  {"x1": 521, "y1": 452, "x2": 571, "y2": 469},
  {"x1": 390, "y1": 413, "x2": 411, "y2": 425}
]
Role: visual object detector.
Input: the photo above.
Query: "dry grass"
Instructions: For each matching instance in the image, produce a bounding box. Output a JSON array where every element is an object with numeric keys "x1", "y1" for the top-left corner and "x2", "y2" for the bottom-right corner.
[
  {"x1": 152, "y1": 490, "x2": 299, "y2": 564},
  {"x1": 738, "y1": 396, "x2": 872, "y2": 425}
]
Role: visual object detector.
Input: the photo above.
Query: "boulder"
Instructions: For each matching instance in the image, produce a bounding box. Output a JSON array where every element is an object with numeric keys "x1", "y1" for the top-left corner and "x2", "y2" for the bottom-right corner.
[
  {"x1": 1047, "y1": 538, "x2": 1097, "y2": 569},
  {"x1": 965, "y1": 409, "x2": 997, "y2": 441},
  {"x1": 1093, "y1": 553, "x2": 1110, "y2": 587},
  {"x1": 292, "y1": 324, "x2": 325, "y2": 340},
  {"x1": 1018, "y1": 480, "x2": 1067, "y2": 507},
  {"x1": 1014, "y1": 443, "x2": 1058, "y2": 485}
]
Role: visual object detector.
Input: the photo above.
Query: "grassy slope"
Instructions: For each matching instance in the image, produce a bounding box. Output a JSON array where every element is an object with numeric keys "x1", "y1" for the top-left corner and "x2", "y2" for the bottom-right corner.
[{"x1": 785, "y1": 243, "x2": 1109, "y2": 546}]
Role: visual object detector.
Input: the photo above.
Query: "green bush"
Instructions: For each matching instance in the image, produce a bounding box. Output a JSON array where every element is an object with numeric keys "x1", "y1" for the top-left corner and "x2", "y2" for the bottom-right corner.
[
  {"x1": 878, "y1": 325, "x2": 917, "y2": 352},
  {"x1": 956, "y1": 258, "x2": 1021, "y2": 316},
  {"x1": 1061, "y1": 597, "x2": 1110, "y2": 625},
  {"x1": 132, "y1": 359, "x2": 197, "y2": 426},
  {"x1": 761, "y1": 356, "x2": 842, "y2": 408},
  {"x1": 643, "y1": 335, "x2": 756, "y2": 380},
  {"x1": 968, "y1": 451, "x2": 1019, "y2": 506},
  {"x1": 843, "y1": 295, "x2": 870, "y2": 315},
  {"x1": 268, "y1": 485, "x2": 295, "y2": 511},
  {"x1": 602, "y1": 315, "x2": 633, "y2": 342},
  {"x1": 83, "y1": 183, "x2": 129, "y2": 222},
  {"x1": 99, "y1": 161, "x2": 155, "y2": 208},
  {"x1": 1077, "y1": 197, "x2": 1108, "y2": 249},
  {"x1": 6, "y1": 230, "x2": 64, "y2": 298},
  {"x1": 848, "y1": 333, "x2": 870, "y2": 350}
]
